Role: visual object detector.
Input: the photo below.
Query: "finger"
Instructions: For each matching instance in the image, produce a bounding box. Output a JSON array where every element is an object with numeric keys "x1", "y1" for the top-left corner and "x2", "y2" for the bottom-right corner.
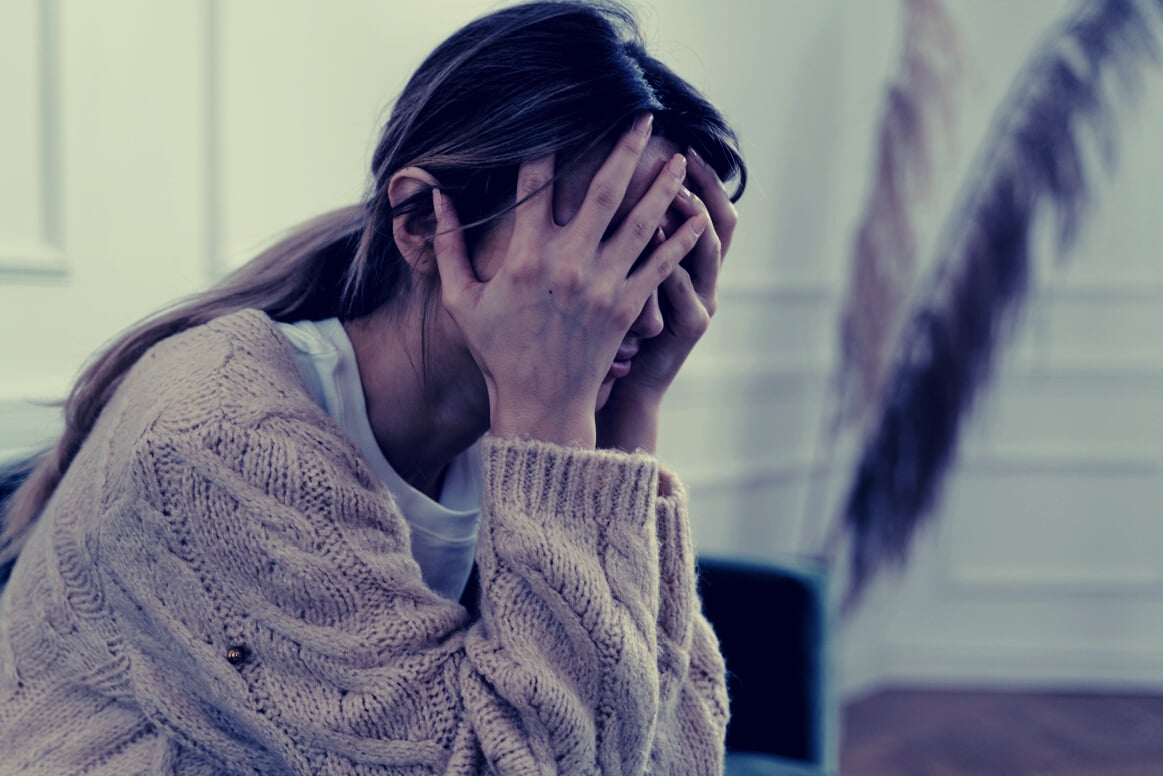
[
  {"x1": 661, "y1": 264, "x2": 713, "y2": 333},
  {"x1": 668, "y1": 185, "x2": 722, "y2": 304},
  {"x1": 628, "y1": 212, "x2": 708, "y2": 301},
  {"x1": 571, "y1": 113, "x2": 654, "y2": 241},
  {"x1": 606, "y1": 152, "x2": 688, "y2": 273},
  {"x1": 650, "y1": 226, "x2": 665, "y2": 250},
  {"x1": 686, "y1": 147, "x2": 738, "y2": 257},
  {"x1": 431, "y1": 190, "x2": 477, "y2": 305},
  {"x1": 514, "y1": 154, "x2": 555, "y2": 235}
]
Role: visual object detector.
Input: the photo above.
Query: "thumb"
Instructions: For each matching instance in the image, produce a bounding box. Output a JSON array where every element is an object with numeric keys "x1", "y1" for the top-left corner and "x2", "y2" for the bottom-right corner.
[{"x1": 431, "y1": 189, "x2": 477, "y2": 307}]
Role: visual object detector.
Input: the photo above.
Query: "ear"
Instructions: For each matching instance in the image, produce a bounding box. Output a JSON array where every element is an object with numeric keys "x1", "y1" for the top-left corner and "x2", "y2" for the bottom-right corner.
[{"x1": 387, "y1": 166, "x2": 441, "y2": 273}]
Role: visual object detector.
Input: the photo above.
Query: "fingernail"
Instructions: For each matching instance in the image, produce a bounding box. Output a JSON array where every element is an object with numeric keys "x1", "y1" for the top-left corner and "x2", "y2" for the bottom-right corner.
[
  {"x1": 667, "y1": 153, "x2": 687, "y2": 178},
  {"x1": 677, "y1": 185, "x2": 692, "y2": 200},
  {"x1": 653, "y1": 226, "x2": 666, "y2": 246},
  {"x1": 691, "y1": 215, "x2": 708, "y2": 236},
  {"x1": 432, "y1": 189, "x2": 443, "y2": 217},
  {"x1": 633, "y1": 112, "x2": 654, "y2": 136},
  {"x1": 688, "y1": 146, "x2": 707, "y2": 167}
]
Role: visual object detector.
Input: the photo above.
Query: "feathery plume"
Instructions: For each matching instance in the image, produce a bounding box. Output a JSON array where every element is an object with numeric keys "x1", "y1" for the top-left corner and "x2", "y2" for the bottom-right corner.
[
  {"x1": 841, "y1": 0, "x2": 1163, "y2": 607},
  {"x1": 835, "y1": 0, "x2": 962, "y2": 436}
]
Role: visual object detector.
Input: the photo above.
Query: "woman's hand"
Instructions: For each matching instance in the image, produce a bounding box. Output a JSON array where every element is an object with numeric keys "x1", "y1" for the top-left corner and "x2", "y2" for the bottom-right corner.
[
  {"x1": 431, "y1": 116, "x2": 708, "y2": 448},
  {"x1": 596, "y1": 148, "x2": 738, "y2": 453}
]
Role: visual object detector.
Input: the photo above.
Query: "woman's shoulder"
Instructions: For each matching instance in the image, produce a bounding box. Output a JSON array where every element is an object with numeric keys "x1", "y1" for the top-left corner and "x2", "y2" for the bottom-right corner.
[
  {"x1": 150, "y1": 307, "x2": 293, "y2": 377},
  {"x1": 113, "y1": 309, "x2": 330, "y2": 443}
]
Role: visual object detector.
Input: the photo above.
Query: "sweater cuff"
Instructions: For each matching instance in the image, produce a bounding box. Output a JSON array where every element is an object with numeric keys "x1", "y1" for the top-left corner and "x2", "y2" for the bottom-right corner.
[
  {"x1": 480, "y1": 435, "x2": 660, "y2": 536},
  {"x1": 653, "y1": 465, "x2": 698, "y2": 643}
]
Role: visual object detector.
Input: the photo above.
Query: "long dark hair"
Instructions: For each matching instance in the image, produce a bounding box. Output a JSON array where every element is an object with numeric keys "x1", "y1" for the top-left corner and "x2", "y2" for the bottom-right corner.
[{"x1": 0, "y1": 0, "x2": 746, "y2": 565}]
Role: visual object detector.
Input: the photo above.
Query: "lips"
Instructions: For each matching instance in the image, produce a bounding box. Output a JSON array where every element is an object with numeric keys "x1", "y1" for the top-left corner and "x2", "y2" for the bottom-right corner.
[
  {"x1": 615, "y1": 344, "x2": 639, "y2": 363},
  {"x1": 606, "y1": 343, "x2": 638, "y2": 381}
]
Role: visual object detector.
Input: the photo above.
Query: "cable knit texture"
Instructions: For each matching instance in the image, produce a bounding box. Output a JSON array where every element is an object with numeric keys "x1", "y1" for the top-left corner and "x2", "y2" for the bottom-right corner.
[{"x1": 0, "y1": 309, "x2": 728, "y2": 774}]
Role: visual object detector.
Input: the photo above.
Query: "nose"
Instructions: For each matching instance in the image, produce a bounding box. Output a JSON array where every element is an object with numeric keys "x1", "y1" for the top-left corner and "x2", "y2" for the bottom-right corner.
[{"x1": 630, "y1": 288, "x2": 665, "y2": 339}]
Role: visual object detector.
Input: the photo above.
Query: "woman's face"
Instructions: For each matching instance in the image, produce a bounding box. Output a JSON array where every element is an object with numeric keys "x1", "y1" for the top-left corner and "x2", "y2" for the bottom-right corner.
[{"x1": 471, "y1": 137, "x2": 682, "y2": 410}]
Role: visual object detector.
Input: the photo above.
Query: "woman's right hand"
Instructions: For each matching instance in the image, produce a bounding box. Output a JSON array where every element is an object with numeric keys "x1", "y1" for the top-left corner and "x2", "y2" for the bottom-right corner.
[{"x1": 431, "y1": 115, "x2": 708, "y2": 448}]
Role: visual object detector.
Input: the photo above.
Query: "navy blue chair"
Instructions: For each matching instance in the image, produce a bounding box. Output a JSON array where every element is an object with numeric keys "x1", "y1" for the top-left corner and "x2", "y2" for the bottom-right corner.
[
  {"x1": 0, "y1": 454, "x2": 43, "y2": 591},
  {"x1": 697, "y1": 555, "x2": 839, "y2": 775}
]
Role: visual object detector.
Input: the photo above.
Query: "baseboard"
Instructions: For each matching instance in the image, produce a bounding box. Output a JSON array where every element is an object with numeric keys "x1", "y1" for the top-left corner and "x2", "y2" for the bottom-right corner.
[
  {"x1": 868, "y1": 642, "x2": 1163, "y2": 693},
  {"x1": 837, "y1": 641, "x2": 889, "y2": 701}
]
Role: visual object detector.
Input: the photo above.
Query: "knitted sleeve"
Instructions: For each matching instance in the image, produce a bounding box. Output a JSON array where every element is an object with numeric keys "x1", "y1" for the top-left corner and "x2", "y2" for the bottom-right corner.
[
  {"x1": 95, "y1": 416, "x2": 727, "y2": 773},
  {"x1": 649, "y1": 469, "x2": 730, "y2": 771}
]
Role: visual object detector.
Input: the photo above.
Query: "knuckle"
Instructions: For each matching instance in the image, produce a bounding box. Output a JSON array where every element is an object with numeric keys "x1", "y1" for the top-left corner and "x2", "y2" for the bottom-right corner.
[
  {"x1": 551, "y1": 262, "x2": 585, "y2": 291},
  {"x1": 692, "y1": 309, "x2": 711, "y2": 335},
  {"x1": 518, "y1": 174, "x2": 550, "y2": 201},
  {"x1": 707, "y1": 232, "x2": 723, "y2": 258},
  {"x1": 590, "y1": 182, "x2": 619, "y2": 212},
  {"x1": 629, "y1": 218, "x2": 653, "y2": 243},
  {"x1": 683, "y1": 228, "x2": 702, "y2": 253},
  {"x1": 509, "y1": 259, "x2": 539, "y2": 283},
  {"x1": 656, "y1": 257, "x2": 674, "y2": 281},
  {"x1": 721, "y1": 204, "x2": 739, "y2": 231}
]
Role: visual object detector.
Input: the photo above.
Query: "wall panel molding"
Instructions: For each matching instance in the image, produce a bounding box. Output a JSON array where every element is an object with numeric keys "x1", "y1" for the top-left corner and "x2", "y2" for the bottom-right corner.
[
  {"x1": 202, "y1": 0, "x2": 224, "y2": 281},
  {"x1": 682, "y1": 457, "x2": 829, "y2": 492},
  {"x1": 935, "y1": 461, "x2": 1163, "y2": 598},
  {"x1": 0, "y1": 0, "x2": 65, "y2": 277},
  {"x1": 718, "y1": 280, "x2": 837, "y2": 303},
  {"x1": 666, "y1": 361, "x2": 828, "y2": 405},
  {"x1": 703, "y1": 278, "x2": 1162, "y2": 305},
  {"x1": 954, "y1": 450, "x2": 1160, "y2": 475}
]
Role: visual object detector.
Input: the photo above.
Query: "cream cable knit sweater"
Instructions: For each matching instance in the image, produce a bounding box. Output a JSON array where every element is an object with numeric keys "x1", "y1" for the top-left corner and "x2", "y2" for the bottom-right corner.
[{"x1": 0, "y1": 310, "x2": 728, "y2": 774}]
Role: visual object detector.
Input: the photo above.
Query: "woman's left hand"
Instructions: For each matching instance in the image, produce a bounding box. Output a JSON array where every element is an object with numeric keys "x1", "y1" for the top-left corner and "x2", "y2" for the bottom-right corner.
[{"x1": 597, "y1": 149, "x2": 738, "y2": 453}]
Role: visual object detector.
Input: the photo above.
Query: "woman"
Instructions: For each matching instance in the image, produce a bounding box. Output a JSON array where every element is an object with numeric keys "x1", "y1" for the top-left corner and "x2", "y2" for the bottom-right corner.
[{"x1": 0, "y1": 1, "x2": 745, "y2": 772}]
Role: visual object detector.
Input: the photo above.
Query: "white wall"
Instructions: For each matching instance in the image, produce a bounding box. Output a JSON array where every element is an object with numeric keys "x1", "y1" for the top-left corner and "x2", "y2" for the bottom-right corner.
[
  {"x1": 648, "y1": 0, "x2": 1163, "y2": 701},
  {"x1": 831, "y1": 1, "x2": 1163, "y2": 699},
  {"x1": 3, "y1": 0, "x2": 1163, "y2": 705},
  {"x1": 1, "y1": 0, "x2": 211, "y2": 452}
]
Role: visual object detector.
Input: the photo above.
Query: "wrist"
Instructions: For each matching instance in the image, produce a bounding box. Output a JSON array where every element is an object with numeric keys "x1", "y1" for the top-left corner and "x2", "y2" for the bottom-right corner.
[
  {"x1": 490, "y1": 396, "x2": 597, "y2": 449},
  {"x1": 597, "y1": 394, "x2": 661, "y2": 453}
]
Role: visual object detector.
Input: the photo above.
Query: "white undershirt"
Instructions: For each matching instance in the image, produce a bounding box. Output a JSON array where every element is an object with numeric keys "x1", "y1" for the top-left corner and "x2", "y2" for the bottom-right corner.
[{"x1": 276, "y1": 318, "x2": 482, "y2": 602}]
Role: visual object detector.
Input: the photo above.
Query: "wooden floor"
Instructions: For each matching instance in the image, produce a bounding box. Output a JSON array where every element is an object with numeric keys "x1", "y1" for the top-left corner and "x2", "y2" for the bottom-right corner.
[{"x1": 840, "y1": 689, "x2": 1163, "y2": 776}]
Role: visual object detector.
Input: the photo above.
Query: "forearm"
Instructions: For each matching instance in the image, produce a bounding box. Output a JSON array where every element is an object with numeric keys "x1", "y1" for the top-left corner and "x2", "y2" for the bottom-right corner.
[
  {"x1": 650, "y1": 468, "x2": 729, "y2": 773},
  {"x1": 468, "y1": 435, "x2": 664, "y2": 772},
  {"x1": 597, "y1": 393, "x2": 662, "y2": 453},
  {"x1": 473, "y1": 446, "x2": 728, "y2": 772}
]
